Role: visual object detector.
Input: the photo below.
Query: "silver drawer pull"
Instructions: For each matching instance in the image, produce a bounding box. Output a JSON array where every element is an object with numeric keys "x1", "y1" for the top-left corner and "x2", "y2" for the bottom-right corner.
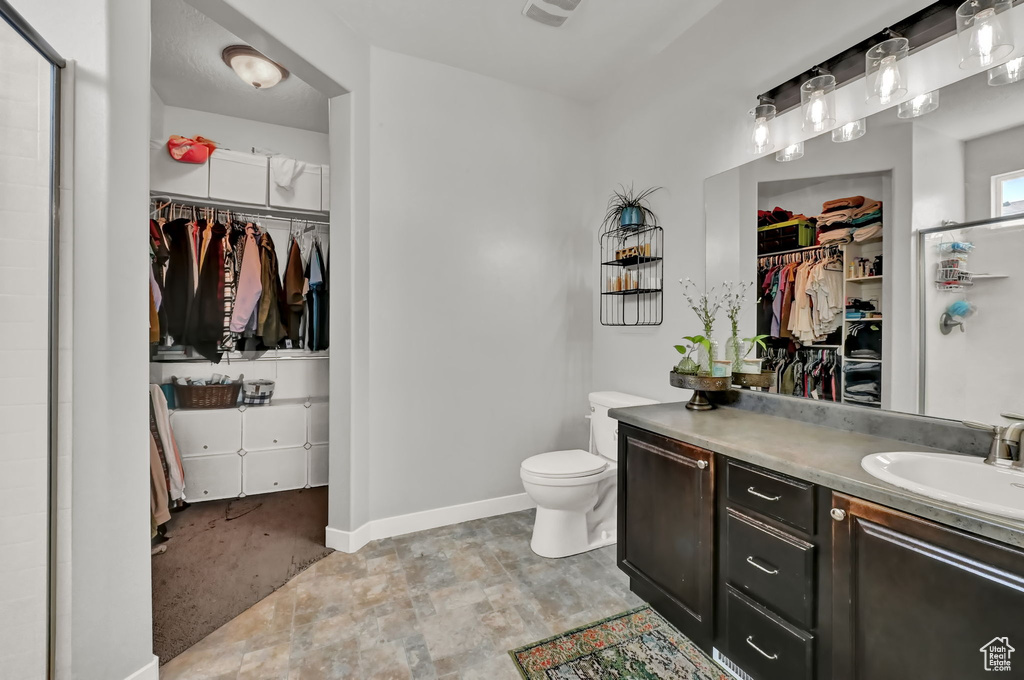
[
  {"x1": 746, "y1": 556, "x2": 779, "y2": 575},
  {"x1": 747, "y1": 486, "x2": 781, "y2": 502},
  {"x1": 746, "y1": 636, "x2": 778, "y2": 660}
]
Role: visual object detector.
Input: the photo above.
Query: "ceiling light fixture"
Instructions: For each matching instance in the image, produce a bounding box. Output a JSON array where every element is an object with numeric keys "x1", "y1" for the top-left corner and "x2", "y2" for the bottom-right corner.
[
  {"x1": 801, "y1": 72, "x2": 837, "y2": 133},
  {"x1": 866, "y1": 35, "x2": 909, "y2": 105},
  {"x1": 833, "y1": 118, "x2": 867, "y2": 143},
  {"x1": 522, "y1": 0, "x2": 582, "y2": 28},
  {"x1": 957, "y1": 0, "x2": 1014, "y2": 69},
  {"x1": 776, "y1": 142, "x2": 805, "y2": 163},
  {"x1": 749, "y1": 98, "x2": 777, "y2": 154},
  {"x1": 897, "y1": 91, "x2": 940, "y2": 118},
  {"x1": 222, "y1": 45, "x2": 289, "y2": 90},
  {"x1": 988, "y1": 56, "x2": 1024, "y2": 85}
]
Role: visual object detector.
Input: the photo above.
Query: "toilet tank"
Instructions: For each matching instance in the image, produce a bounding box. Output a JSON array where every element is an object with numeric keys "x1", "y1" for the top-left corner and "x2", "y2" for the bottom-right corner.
[{"x1": 589, "y1": 391, "x2": 658, "y2": 461}]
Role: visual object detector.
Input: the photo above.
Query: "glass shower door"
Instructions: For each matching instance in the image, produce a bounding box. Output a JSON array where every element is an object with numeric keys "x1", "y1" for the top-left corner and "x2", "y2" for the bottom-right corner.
[{"x1": 0, "y1": 6, "x2": 62, "y2": 679}]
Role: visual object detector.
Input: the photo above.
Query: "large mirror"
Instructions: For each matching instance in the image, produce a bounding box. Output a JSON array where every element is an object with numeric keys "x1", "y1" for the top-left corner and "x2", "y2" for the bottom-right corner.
[{"x1": 705, "y1": 68, "x2": 1024, "y2": 424}]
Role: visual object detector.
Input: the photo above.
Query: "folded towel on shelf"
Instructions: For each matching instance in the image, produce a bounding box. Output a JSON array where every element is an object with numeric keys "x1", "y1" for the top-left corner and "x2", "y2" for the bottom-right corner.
[
  {"x1": 850, "y1": 348, "x2": 882, "y2": 359},
  {"x1": 822, "y1": 196, "x2": 865, "y2": 212},
  {"x1": 845, "y1": 382, "x2": 880, "y2": 396},
  {"x1": 270, "y1": 156, "x2": 308, "y2": 191},
  {"x1": 819, "y1": 228, "x2": 854, "y2": 245},
  {"x1": 816, "y1": 209, "x2": 856, "y2": 226},
  {"x1": 851, "y1": 199, "x2": 882, "y2": 219},
  {"x1": 851, "y1": 210, "x2": 882, "y2": 226},
  {"x1": 853, "y1": 223, "x2": 882, "y2": 242}
]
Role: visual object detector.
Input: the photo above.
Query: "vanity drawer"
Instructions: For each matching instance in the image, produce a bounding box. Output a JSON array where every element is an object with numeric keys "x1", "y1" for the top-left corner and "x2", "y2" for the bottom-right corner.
[
  {"x1": 726, "y1": 509, "x2": 815, "y2": 628},
  {"x1": 726, "y1": 586, "x2": 813, "y2": 680},
  {"x1": 726, "y1": 461, "x2": 815, "y2": 533}
]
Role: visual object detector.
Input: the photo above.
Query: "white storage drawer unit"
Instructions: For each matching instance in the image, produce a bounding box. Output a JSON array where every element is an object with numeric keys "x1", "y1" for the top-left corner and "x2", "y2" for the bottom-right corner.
[
  {"x1": 270, "y1": 162, "x2": 321, "y2": 211},
  {"x1": 309, "y1": 444, "x2": 329, "y2": 487},
  {"x1": 242, "y1": 404, "x2": 307, "y2": 451},
  {"x1": 243, "y1": 448, "x2": 309, "y2": 495},
  {"x1": 320, "y1": 164, "x2": 330, "y2": 212},
  {"x1": 170, "y1": 409, "x2": 242, "y2": 457},
  {"x1": 308, "y1": 401, "x2": 329, "y2": 445},
  {"x1": 150, "y1": 139, "x2": 209, "y2": 198},
  {"x1": 170, "y1": 399, "x2": 328, "y2": 502},
  {"x1": 209, "y1": 149, "x2": 268, "y2": 205},
  {"x1": 182, "y1": 454, "x2": 242, "y2": 501}
]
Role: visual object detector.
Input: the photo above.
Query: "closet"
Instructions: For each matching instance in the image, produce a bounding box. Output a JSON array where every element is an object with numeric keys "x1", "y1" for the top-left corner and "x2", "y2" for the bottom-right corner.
[{"x1": 756, "y1": 172, "x2": 890, "y2": 408}]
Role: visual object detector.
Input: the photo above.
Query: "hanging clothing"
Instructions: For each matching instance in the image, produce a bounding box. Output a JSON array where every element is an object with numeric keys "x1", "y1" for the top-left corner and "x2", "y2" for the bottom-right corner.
[
  {"x1": 150, "y1": 433, "x2": 172, "y2": 527},
  {"x1": 284, "y1": 237, "x2": 306, "y2": 347},
  {"x1": 150, "y1": 385, "x2": 185, "y2": 501},
  {"x1": 229, "y1": 224, "x2": 263, "y2": 334},
  {"x1": 257, "y1": 231, "x2": 288, "y2": 347},
  {"x1": 183, "y1": 221, "x2": 227, "y2": 362},
  {"x1": 161, "y1": 218, "x2": 195, "y2": 344}
]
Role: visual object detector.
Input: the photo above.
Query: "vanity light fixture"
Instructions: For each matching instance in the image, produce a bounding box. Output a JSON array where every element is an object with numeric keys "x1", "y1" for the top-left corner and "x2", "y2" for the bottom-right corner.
[
  {"x1": 957, "y1": 0, "x2": 1014, "y2": 69},
  {"x1": 989, "y1": 56, "x2": 1024, "y2": 85},
  {"x1": 897, "y1": 90, "x2": 940, "y2": 118},
  {"x1": 776, "y1": 141, "x2": 804, "y2": 163},
  {"x1": 222, "y1": 45, "x2": 289, "y2": 90},
  {"x1": 749, "y1": 97, "x2": 777, "y2": 154},
  {"x1": 801, "y1": 72, "x2": 837, "y2": 133},
  {"x1": 832, "y1": 118, "x2": 867, "y2": 143},
  {"x1": 866, "y1": 35, "x2": 909, "y2": 105}
]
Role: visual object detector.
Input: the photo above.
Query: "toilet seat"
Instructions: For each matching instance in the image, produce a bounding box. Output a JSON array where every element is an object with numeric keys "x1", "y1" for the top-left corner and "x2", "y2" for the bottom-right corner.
[{"x1": 521, "y1": 449, "x2": 608, "y2": 479}]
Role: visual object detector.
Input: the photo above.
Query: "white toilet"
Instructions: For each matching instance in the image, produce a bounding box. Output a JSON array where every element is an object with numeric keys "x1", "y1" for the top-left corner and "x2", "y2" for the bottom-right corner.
[{"x1": 521, "y1": 391, "x2": 657, "y2": 558}]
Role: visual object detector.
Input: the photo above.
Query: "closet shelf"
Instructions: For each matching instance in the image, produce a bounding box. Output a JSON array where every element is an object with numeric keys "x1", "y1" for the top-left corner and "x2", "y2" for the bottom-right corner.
[
  {"x1": 845, "y1": 316, "x2": 883, "y2": 322},
  {"x1": 845, "y1": 358, "x2": 882, "y2": 363},
  {"x1": 601, "y1": 256, "x2": 663, "y2": 267},
  {"x1": 153, "y1": 348, "x2": 330, "y2": 363},
  {"x1": 846, "y1": 275, "x2": 883, "y2": 284}
]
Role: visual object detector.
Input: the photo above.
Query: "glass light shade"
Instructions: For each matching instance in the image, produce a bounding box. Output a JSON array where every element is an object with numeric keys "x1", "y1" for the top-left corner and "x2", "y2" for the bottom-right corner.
[
  {"x1": 776, "y1": 142, "x2": 804, "y2": 162},
  {"x1": 749, "y1": 103, "x2": 777, "y2": 154},
  {"x1": 866, "y1": 37, "x2": 909, "y2": 105},
  {"x1": 957, "y1": 0, "x2": 1014, "y2": 69},
  {"x1": 897, "y1": 91, "x2": 940, "y2": 118},
  {"x1": 801, "y1": 74, "x2": 837, "y2": 132},
  {"x1": 832, "y1": 119, "x2": 867, "y2": 143},
  {"x1": 989, "y1": 56, "x2": 1024, "y2": 85},
  {"x1": 222, "y1": 45, "x2": 289, "y2": 89}
]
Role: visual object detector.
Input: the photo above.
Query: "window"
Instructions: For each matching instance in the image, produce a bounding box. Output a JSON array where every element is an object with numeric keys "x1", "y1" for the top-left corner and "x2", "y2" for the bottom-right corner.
[{"x1": 992, "y1": 169, "x2": 1024, "y2": 217}]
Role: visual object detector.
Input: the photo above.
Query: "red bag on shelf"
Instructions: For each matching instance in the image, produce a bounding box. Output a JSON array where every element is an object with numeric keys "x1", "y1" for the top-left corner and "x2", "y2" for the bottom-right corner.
[{"x1": 166, "y1": 135, "x2": 217, "y2": 164}]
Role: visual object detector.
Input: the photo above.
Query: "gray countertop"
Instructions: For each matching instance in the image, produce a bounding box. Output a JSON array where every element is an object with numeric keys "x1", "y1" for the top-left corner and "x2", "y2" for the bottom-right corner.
[{"x1": 610, "y1": 401, "x2": 1024, "y2": 548}]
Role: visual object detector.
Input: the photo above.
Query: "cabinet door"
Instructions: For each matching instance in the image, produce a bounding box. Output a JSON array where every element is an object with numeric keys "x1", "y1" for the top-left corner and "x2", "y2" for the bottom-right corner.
[
  {"x1": 242, "y1": 404, "x2": 308, "y2": 451},
  {"x1": 832, "y1": 493, "x2": 1024, "y2": 680},
  {"x1": 170, "y1": 408, "x2": 242, "y2": 457},
  {"x1": 618, "y1": 425, "x2": 714, "y2": 647}
]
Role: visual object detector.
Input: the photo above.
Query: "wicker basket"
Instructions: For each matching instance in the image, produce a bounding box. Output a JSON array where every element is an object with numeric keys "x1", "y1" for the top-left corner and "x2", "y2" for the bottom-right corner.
[{"x1": 173, "y1": 382, "x2": 241, "y2": 409}]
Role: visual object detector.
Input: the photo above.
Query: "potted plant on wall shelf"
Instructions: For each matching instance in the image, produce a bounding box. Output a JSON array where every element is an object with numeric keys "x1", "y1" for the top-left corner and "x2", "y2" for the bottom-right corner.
[{"x1": 602, "y1": 184, "x2": 661, "y2": 230}]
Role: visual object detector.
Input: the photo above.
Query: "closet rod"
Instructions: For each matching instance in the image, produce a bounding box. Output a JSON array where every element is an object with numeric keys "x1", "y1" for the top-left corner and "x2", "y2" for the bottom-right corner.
[
  {"x1": 758, "y1": 243, "x2": 838, "y2": 259},
  {"x1": 150, "y1": 192, "x2": 330, "y2": 225}
]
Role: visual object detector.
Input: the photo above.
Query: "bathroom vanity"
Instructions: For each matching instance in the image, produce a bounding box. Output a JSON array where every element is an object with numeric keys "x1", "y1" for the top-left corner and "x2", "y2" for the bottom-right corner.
[{"x1": 612, "y1": 400, "x2": 1024, "y2": 680}]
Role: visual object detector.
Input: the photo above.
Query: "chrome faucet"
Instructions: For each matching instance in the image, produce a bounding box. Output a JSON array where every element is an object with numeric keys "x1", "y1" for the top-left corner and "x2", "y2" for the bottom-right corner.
[{"x1": 964, "y1": 414, "x2": 1024, "y2": 467}]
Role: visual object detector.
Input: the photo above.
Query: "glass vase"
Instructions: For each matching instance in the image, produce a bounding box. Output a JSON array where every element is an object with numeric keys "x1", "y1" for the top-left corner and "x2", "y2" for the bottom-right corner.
[
  {"x1": 698, "y1": 336, "x2": 718, "y2": 376},
  {"x1": 726, "y1": 332, "x2": 744, "y2": 374}
]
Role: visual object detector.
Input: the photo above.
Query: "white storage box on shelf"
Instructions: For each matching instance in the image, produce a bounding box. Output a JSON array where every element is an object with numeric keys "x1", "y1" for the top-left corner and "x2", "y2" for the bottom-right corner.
[
  {"x1": 242, "y1": 404, "x2": 307, "y2": 451},
  {"x1": 170, "y1": 409, "x2": 242, "y2": 457},
  {"x1": 269, "y1": 159, "x2": 322, "y2": 211},
  {"x1": 150, "y1": 139, "x2": 209, "y2": 198},
  {"x1": 182, "y1": 453, "x2": 242, "y2": 501},
  {"x1": 308, "y1": 444, "x2": 329, "y2": 487},
  {"x1": 209, "y1": 149, "x2": 268, "y2": 205},
  {"x1": 320, "y1": 165, "x2": 330, "y2": 211}
]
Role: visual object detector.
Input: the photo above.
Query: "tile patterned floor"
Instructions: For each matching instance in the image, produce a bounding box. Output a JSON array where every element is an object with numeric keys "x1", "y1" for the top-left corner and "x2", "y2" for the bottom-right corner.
[{"x1": 160, "y1": 509, "x2": 643, "y2": 680}]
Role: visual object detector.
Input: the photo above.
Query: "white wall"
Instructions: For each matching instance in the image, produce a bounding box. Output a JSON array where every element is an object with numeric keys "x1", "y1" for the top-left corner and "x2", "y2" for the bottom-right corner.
[
  {"x1": 964, "y1": 123, "x2": 1024, "y2": 222},
  {"x1": 0, "y1": 21, "x2": 53, "y2": 679},
  {"x1": 19, "y1": 2, "x2": 155, "y2": 680},
  {"x1": 366, "y1": 47, "x2": 594, "y2": 520},
  {"x1": 155, "y1": 103, "x2": 330, "y2": 164}
]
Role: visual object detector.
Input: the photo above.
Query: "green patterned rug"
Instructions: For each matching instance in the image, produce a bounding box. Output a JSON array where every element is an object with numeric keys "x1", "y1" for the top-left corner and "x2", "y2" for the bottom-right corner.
[{"x1": 509, "y1": 606, "x2": 729, "y2": 680}]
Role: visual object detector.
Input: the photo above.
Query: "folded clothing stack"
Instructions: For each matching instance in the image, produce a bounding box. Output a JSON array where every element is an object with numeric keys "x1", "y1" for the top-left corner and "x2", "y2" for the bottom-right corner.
[
  {"x1": 758, "y1": 206, "x2": 811, "y2": 228},
  {"x1": 815, "y1": 196, "x2": 883, "y2": 243},
  {"x1": 843, "y1": 361, "x2": 881, "y2": 404}
]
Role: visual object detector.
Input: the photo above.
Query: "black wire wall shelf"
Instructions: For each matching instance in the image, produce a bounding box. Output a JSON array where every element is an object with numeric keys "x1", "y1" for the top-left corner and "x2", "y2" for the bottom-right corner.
[{"x1": 599, "y1": 223, "x2": 664, "y2": 326}]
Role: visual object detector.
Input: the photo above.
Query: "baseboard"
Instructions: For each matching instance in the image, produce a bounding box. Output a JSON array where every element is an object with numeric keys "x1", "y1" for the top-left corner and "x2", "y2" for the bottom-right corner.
[
  {"x1": 325, "y1": 492, "x2": 535, "y2": 553},
  {"x1": 124, "y1": 655, "x2": 159, "y2": 680}
]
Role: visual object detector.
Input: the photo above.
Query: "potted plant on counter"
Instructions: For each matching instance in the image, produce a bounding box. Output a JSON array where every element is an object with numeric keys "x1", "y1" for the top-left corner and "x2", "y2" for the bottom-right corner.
[
  {"x1": 602, "y1": 184, "x2": 661, "y2": 230},
  {"x1": 673, "y1": 336, "x2": 709, "y2": 375}
]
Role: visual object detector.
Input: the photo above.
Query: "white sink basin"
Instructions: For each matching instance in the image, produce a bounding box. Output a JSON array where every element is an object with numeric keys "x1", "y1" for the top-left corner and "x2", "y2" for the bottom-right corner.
[{"x1": 862, "y1": 451, "x2": 1024, "y2": 521}]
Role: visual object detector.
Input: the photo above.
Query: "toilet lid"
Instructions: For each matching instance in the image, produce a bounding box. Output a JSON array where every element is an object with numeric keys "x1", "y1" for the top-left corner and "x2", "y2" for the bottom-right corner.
[{"x1": 521, "y1": 449, "x2": 608, "y2": 478}]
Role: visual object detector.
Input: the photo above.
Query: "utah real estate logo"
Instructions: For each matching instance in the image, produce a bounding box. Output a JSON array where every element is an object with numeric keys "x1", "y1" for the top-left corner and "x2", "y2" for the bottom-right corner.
[{"x1": 980, "y1": 637, "x2": 1014, "y2": 672}]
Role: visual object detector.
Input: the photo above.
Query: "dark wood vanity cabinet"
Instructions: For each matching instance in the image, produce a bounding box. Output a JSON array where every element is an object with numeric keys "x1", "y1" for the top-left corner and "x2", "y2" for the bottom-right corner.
[
  {"x1": 831, "y1": 493, "x2": 1024, "y2": 680},
  {"x1": 617, "y1": 425, "x2": 715, "y2": 648}
]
